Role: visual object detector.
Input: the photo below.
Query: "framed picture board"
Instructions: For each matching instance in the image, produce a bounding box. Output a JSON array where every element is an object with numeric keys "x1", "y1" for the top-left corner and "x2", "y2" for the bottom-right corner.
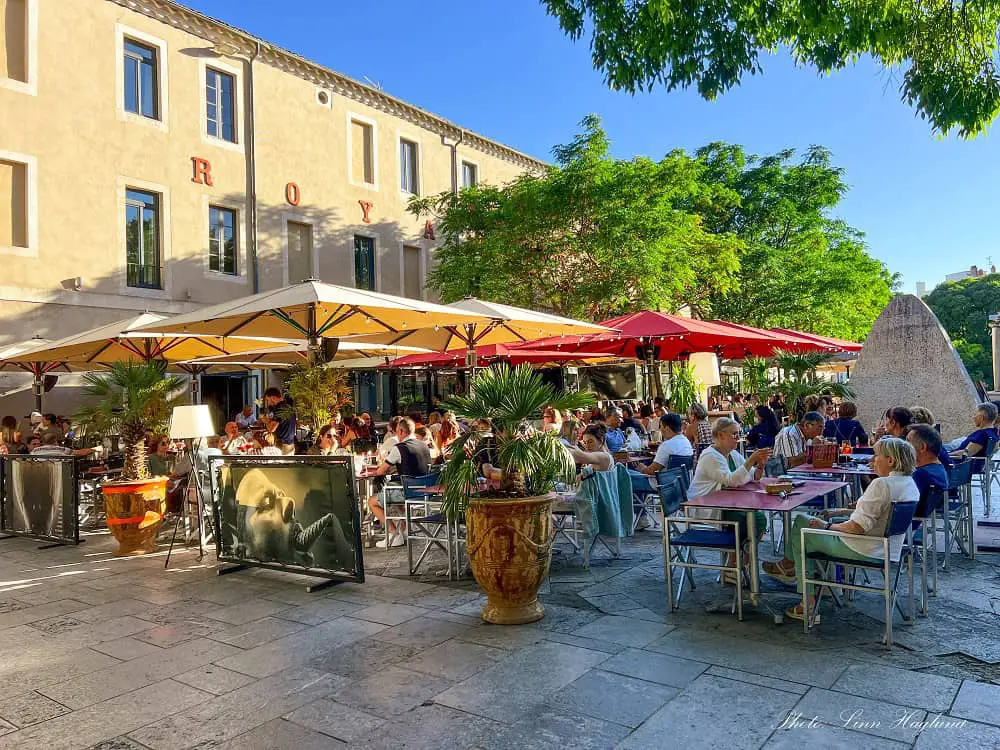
[
  {"x1": 209, "y1": 455, "x2": 364, "y2": 584},
  {"x1": 1, "y1": 455, "x2": 80, "y2": 544}
]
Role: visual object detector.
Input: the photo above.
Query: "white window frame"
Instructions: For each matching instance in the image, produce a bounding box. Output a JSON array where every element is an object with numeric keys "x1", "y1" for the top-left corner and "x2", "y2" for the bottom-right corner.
[
  {"x1": 397, "y1": 132, "x2": 422, "y2": 196},
  {"x1": 114, "y1": 24, "x2": 168, "y2": 132},
  {"x1": 280, "y1": 212, "x2": 321, "y2": 287},
  {"x1": 460, "y1": 158, "x2": 479, "y2": 189},
  {"x1": 0, "y1": 0, "x2": 38, "y2": 96},
  {"x1": 353, "y1": 233, "x2": 379, "y2": 292},
  {"x1": 346, "y1": 111, "x2": 379, "y2": 191},
  {"x1": 399, "y1": 242, "x2": 426, "y2": 300},
  {"x1": 202, "y1": 195, "x2": 247, "y2": 284},
  {"x1": 117, "y1": 176, "x2": 170, "y2": 299},
  {"x1": 198, "y1": 56, "x2": 243, "y2": 152},
  {"x1": 0, "y1": 149, "x2": 37, "y2": 258}
]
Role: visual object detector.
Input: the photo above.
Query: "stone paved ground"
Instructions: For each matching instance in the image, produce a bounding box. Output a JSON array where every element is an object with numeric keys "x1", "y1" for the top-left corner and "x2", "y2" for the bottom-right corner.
[{"x1": 0, "y1": 500, "x2": 998, "y2": 749}]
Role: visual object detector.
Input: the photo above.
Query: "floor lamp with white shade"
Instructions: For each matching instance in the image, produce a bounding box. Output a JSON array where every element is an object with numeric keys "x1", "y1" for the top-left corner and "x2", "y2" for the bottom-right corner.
[{"x1": 166, "y1": 404, "x2": 217, "y2": 567}]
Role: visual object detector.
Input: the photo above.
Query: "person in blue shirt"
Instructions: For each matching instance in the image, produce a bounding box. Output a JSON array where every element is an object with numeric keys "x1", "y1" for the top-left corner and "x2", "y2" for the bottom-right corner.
[
  {"x1": 945, "y1": 403, "x2": 999, "y2": 460},
  {"x1": 262, "y1": 387, "x2": 297, "y2": 455},
  {"x1": 906, "y1": 424, "x2": 949, "y2": 496},
  {"x1": 604, "y1": 412, "x2": 626, "y2": 452},
  {"x1": 823, "y1": 400, "x2": 868, "y2": 446}
]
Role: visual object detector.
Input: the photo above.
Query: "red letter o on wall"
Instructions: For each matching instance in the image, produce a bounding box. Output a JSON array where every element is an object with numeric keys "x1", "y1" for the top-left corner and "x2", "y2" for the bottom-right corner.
[{"x1": 285, "y1": 182, "x2": 300, "y2": 206}]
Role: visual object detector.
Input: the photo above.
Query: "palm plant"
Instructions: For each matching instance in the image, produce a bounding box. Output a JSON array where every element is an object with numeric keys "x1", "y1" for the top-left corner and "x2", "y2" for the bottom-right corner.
[
  {"x1": 769, "y1": 349, "x2": 854, "y2": 419},
  {"x1": 438, "y1": 364, "x2": 594, "y2": 519},
  {"x1": 74, "y1": 361, "x2": 186, "y2": 481},
  {"x1": 667, "y1": 362, "x2": 700, "y2": 414},
  {"x1": 283, "y1": 362, "x2": 353, "y2": 432}
]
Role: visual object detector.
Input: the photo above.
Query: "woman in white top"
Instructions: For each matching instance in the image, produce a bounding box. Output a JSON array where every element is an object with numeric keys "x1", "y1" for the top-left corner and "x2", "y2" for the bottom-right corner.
[
  {"x1": 689, "y1": 417, "x2": 772, "y2": 552},
  {"x1": 541, "y1": 407, "x2": 563, "y2": 435},
  {"x1": 763, "y1": 437, "x2": 919, "y2": 622}
]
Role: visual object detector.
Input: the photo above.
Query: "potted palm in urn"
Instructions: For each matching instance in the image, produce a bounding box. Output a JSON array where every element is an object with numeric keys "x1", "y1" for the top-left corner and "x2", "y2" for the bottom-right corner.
[
  {"x1": 440, "y1": 364, "x2": 593, "y2": 625},
  {"x1": 75, "y1": 361, "x2": 185, "y2": 555}
]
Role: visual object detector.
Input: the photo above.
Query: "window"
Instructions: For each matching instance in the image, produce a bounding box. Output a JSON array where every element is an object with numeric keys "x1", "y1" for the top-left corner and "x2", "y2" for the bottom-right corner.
[
  {"x1": 461, "y1": 161, "x2": 478, "y2": 188},
  {"x1": 351, "y1": 119, "x2": 374, "y2": 185},
  {"x1": 1, "y1": 0, "x2": 28, "y2": 83},
  {"x1": 206, "y1": 67, "x2": 236, "y2": 142},
  {"x1": 354, "y1": 235, "x2": 375, "y2": 291},
  {"x1": 123, "y1": 38, "x2": 158, "y2": 119},
  {"x1": 403, "y1": 245, "x2": 422, "y2": 299},
  {"x1": 286, "y1": 221, "x2": 313, "y2": 283},
  {"x1": 125, "y1": 189, "x2": 161, "y2": 289},
  {"x1": 400, "y1": 139, "x2": 418, "y2": 194},
  {"x1": 208, "y1": 206, "x2": 237, "y2": 275},
  {"x1": 0, "y1": 158, "x2": 27, "y2": 248}
]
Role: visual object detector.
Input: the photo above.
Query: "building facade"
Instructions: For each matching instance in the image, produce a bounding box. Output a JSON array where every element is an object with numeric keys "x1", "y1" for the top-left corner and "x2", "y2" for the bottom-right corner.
[{"x1": 0, "y1": 0, "x2": 545, "y2": 349}]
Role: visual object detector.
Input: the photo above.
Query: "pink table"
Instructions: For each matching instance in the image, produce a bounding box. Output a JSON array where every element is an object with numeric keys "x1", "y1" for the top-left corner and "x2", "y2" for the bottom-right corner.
[{"x1": 683, "y1": 480, "x2": 848, "y2": 604}]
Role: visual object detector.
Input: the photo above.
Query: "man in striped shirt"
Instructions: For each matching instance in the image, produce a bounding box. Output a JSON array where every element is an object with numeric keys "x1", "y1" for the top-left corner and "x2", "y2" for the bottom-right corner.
[{"x1": 773, "y1": 411, "x2": 825, "y2": 468}]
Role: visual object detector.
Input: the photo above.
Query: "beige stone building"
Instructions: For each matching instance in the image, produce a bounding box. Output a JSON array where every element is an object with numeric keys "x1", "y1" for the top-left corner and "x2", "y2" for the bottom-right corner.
[{"x1": 0, "y1": 0, "x2": 544, "y2": 353}]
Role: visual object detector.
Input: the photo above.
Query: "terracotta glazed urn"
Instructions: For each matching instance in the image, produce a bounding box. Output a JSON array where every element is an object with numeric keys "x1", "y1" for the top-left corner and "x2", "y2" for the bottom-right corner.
[
  {"x1": 466, "y1": 494, "x2": 554, "y2": 625},
  {"x1": 102, "y1": 477, "x2": 168, "y2": 556}
]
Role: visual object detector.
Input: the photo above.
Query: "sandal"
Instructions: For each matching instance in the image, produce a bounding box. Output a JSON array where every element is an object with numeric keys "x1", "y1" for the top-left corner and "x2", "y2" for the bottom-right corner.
[
  {"x1": 762, "y1": 559, "x2": 796, "y2": 583},
  {"x1": 785, "y1": 604, "x2": 820, "y2": 624}
]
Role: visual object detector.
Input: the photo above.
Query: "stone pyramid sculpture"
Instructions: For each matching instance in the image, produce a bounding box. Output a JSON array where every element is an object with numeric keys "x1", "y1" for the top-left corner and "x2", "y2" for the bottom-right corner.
[{"x1": 850, "y1": 295, "x2": 981, "y2": 440}]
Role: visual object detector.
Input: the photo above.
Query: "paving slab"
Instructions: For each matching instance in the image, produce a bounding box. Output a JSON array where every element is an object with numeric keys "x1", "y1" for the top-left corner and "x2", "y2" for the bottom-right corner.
[
  {"x1": 791, "y1": 687, "x2": 929, "y2": 744},
  {"x1": 348, "y1": 603, "x2": 432, "y2": 626},
  {"x1": 206, "y1": 615, "x2": 308, "y2": 648},
  {"x1": 484, "y1": 708, "x2": 631, "y2": 750},
  {"x1": 0, "y1": 690, "x2": 69, "y2": 728},
  {"x1": 330, "y1": 665, "x2": 452, "y2": 717},
  {"x1": 284, "y1": 697, "x2": 385, "y2": 743},
  {"x1": 572, "y1": 614, "x2": 674, "y2": 648},
  {"x1": 949, "y1": 680, "x2": 1000, "y2": 727},
  {"x1": 763, "y1": 724, "x2": 910, "y2": 749},
  {"x1": 831, "y1": 663, "x2": 962, "y2": 713},
  {"x1": 914, "y1": 716, "x2": 1000, "y2": 749},
  {"x1": 400, "y1": 638, "x2": 507, "y2": 681},
  {"x1": 435, "y1": 641, "x2": 610, "y2": 722},
  {"x1": 600, "y1": 647, "x2": 708, "y2": 688},
  {"x1": 705, "y1": 666, "x2": 810, "y2": 695},
  {"x1": 213, "y1": 717, "x2": 344, "y2": 749},
  {"x1": 549, "y1": 669, "x2": 677, "y2": 728},
  {"x1": 355, "y1": 703, "x2": 505, "y2": 750},
  {"x1": 619, "y1": 674, "x2": 801, "y2": 750},
  {"x1": 375, "y1": 614, "x2": 473, "y2": 649},
  {"x1": 171, "y1": 664, "x2": 257, "y2": 696}
]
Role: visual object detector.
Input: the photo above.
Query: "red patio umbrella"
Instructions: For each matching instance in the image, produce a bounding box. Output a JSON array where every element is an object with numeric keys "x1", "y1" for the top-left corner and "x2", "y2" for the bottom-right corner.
[
  {"x1": 387, "y1": 343, "x2": 611, "y2": 369},
  {"x1": 706, "y1": 321, "x2": 837, "y2": 355},
  {"x1": 769, "y1": 328, "x2": 863, "y2": 353}
]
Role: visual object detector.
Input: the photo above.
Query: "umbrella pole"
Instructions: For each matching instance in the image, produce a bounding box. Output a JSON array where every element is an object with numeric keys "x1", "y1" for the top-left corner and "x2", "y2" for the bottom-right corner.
[
  {"x1": 32, "y1": 371, "x2": 43, "y2": 412},
  {"x1": 465, "y1": 323, "x2": 477, "y2": 392}
]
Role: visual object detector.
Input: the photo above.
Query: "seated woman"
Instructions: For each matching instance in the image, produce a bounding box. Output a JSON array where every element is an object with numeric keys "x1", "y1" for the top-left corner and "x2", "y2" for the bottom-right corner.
[
  {"x1": 822, "y1": 400, "x2": 868, "y2": 446},
  {"x1": 683, "y1": 403, "x2": 713, "y2": 462},
  {"x1": 307, "y1": 424, "x2": 338, "y2": 455},
  {"x1": 746, "y1": 405, "x2": 780, "y2": 449},
  {"x1": 763, "y1": 437, "x2": 919, "y2": 622},
  {"x1": 688, "y1": 418, "x2": 772, "y2": 580},
  {"x1": 435, "y1": 412, "x2": 461, "y2": 460},
  {"x1": 559, "y1": 418, "x2": 582, "y2": 447},
  {"x1": 568, "y1": 423, "x2": 614, "y2": 473},
  {"x1": 414, "y1": 425, "x2": 440, "y2": 462},
  {"x1": 541, "y1": 407, "x2": 562, "y2": 435}
]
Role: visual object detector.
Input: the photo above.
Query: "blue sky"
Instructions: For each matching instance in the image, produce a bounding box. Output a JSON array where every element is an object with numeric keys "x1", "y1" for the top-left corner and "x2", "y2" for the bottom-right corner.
[{"x1": 186, "y1": 0, "x2": 1000, "y2": 292}]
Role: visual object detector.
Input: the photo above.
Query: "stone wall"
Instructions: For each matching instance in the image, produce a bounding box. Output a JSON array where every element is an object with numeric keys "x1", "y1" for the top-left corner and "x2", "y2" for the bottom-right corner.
[{"x1": 850, "y1": 295, "x2": 981, "y2": 440}]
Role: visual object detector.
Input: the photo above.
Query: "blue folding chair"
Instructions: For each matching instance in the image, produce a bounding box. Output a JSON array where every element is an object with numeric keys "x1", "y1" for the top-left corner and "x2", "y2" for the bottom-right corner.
[
  {"x1": 661, "y1": 475, "x2": 745, "y2": 620},
  {"x1": 908, "y1": 484, "x2": 945, "y2": 616},
  {"x1": 800, "y1": 499, "x2": 918, "y2": 649},
  {"x1": 969, "y1": 435, "x2": 998, "y2": 515},
  {"x1": 943, "y1": 460, "x2": 974, "y2": 565}
]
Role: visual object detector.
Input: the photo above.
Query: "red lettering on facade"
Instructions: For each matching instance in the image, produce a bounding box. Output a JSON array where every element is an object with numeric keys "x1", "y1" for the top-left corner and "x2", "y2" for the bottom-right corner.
[
  {"x1": 423, "y1": 220, "x2": 436, "y2": 240},
  {"x1": 191, "y1": 157, "x2": 213, "y2": 186},
  {"x1": 285, "y1": 182, "x2": 300, "y2": 206},
  {"x1": 359, "y1": 200, "x2": 373, "y2": 224}
]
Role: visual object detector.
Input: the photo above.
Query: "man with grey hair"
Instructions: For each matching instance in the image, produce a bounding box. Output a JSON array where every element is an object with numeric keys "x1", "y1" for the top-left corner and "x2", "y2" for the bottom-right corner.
[
  {"x1": 944, "y1": 402, "x2": 998, "y2": 458},
  {"x1": 773, "y1": 411, "x2": 826, "y2": 468}
]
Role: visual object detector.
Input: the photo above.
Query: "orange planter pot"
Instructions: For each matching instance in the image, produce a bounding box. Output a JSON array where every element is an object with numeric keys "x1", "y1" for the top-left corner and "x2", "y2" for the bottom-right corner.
[
  {"x1": 466, "y1": 494, "x2": 554, "y2": 625},
  {"x1": 102, "y1": 477, "x2": 168, "y2": 556}
]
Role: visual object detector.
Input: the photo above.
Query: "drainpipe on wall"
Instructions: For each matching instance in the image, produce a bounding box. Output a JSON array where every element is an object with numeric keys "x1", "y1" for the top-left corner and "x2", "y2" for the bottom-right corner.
[
  {"x1": 246, "y1": 42, "x2": 261, "y2": 293},
  {"x1": 989, "y1": 314, "x2": 1000, "y2": 391},
  {"x1": 450, "y1": 128, "x2": 465, "y2": 193}
]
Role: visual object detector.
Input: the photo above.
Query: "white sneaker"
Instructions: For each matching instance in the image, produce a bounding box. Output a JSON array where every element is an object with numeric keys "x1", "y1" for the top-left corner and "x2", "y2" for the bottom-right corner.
[
  {"x1": 375, "y1": 536, "x2": 392, "y2": 549},
  {"x1": 635, "y1": 515, "x2": 653, "y2": 531},
  {"x1": 389, "y1": 533, "x2": 406, "y2": 548}
]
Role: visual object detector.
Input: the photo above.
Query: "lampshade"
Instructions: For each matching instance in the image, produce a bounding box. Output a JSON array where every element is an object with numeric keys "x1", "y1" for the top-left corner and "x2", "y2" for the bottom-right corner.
[
  {"x1": 169, "y1": 404, "x2": 216, "y2": 439},
  {"x1": 689, "y1": 352, "x2": 721, "y2": 387}
]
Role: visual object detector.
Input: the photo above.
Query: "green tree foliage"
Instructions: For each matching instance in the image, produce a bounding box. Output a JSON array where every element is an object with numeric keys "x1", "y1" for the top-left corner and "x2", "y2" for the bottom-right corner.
[
  {"x1": 691, "y1": 143, "x2": 896, "y2": 341},
  {"x1": 283, "y1": 363, "x2": 353, "y2": 432},
  {"x1": 409, "y1": 115, "x2": 744, "y2": 321},
  {"x1": 543, "y1": 0, "x2": 1000, "y2": 137},
  {"x1": 924, "y1": 274, "x2": 1000, "y2": 386}
]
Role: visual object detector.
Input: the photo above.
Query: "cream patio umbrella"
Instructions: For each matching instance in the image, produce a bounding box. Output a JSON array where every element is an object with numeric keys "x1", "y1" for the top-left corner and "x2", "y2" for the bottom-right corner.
[
  {"x1": 5, "y1": 313, "x2": 292, "y2": 402},
  {"x1": 0, "y1": 337, "x2": 96, "y2": 411},
  {"x1": 134, "y1": 281, "x2": 495, "y2": 362},
  {"x1": 346, "y1": 298, "x2": 614, "y2": 371},
  {"x1": 183, "y1": 341, "x2": 431, "y2": 368}
]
